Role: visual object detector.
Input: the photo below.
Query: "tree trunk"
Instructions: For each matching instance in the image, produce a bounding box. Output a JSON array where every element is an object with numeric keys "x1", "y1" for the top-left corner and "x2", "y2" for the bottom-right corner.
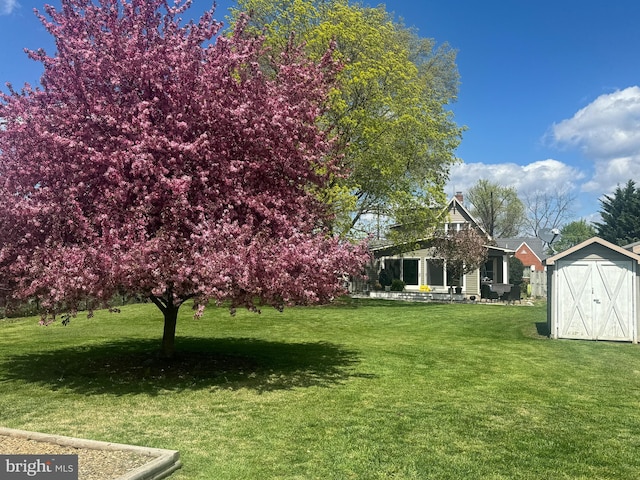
[
  {"x1": 160, "y1": 305, "x2": 179, "y2": 360},
  {"x1": 150, "y1": 292, "x2": 181, "y2": 360}
]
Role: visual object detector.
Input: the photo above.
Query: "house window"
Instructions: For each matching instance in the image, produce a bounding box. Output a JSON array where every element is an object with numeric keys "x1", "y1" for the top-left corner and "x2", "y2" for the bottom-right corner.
[
  {"x1": 403, "y1": 259, "x2": 419, "y2": 286},
  {"x1": 426, "y1": 259, "x2": 444, "y2": 286},
  {"x1": 385, "y1": 258, "x2": 419, "y2": 286},
  {"x1": 386, "y1": 259, "x2": 401, "y2": 282}
]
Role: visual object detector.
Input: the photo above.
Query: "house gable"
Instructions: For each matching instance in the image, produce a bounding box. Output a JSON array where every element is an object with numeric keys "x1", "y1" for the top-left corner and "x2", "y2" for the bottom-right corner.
[
  {"x1": 444, "y1": 197, "x2": 489, "y2": 238},
  {"x1": 515, "y1": 242, "x2": 543, "y2": 271},
  {"x1": 496, "y1": 237, "x2": 546, "y2": 272}
]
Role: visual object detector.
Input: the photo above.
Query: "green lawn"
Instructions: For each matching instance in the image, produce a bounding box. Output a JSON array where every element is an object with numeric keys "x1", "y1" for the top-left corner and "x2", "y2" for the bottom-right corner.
[{"x1": 2, "y1": 299, "x2": 640, "y2": 479}]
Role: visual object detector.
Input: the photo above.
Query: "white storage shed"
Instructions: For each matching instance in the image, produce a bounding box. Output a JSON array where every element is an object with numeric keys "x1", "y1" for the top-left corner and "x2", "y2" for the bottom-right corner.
[{"x1": 546, "y1": 237, "x2": 640, "y2": 343}]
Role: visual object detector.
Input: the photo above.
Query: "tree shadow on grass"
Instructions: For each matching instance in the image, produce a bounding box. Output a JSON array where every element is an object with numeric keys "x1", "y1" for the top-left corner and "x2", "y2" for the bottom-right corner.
[{"x1": 0, "y1": 337, "x2": 366, "y2": 395}]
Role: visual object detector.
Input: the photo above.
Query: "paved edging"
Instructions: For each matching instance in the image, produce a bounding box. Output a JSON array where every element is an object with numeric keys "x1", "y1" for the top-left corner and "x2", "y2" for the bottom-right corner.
[{"x1": 0, "y1": 427, "x2": 182, "y2": 480}]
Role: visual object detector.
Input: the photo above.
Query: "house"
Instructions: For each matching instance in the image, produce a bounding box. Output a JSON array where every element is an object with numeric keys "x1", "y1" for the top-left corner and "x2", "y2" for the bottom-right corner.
[
  {"x1": 495, "y1": 237, "x2": 548, "y2": 277},
  {"x1": 546, "y1": 237, "x2": 640, "y2": 342},
  {"x1": 368, "y1": 193, "x2": 514, "y2": 299}
]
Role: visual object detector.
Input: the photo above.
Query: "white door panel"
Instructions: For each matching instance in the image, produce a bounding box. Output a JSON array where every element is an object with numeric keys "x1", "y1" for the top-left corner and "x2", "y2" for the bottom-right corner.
[
  {"x1": 594, "y1": 261, "x2": 632, "y2": 341},
  {"x1": 557, "y1": 260, "x2": 634, "y2": 341},
  {"x1": 558, "y1": 262, "x2": 593, "y2": 339}
]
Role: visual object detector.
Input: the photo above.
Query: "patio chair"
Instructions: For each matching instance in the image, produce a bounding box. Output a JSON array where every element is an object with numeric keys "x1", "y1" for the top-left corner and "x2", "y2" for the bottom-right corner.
[
  {"x1": 505, "y1": 285, "x2": 521, "y2": 303},
  {"x1": 481, "y1": 284, "x2": 499, "y2": 302}
]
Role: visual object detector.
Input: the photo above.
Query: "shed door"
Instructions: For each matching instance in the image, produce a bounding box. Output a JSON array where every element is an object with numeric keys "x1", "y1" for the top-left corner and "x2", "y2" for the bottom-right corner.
[{"x1": 557, "y1": 260, "x2": 635, "y2": 341}]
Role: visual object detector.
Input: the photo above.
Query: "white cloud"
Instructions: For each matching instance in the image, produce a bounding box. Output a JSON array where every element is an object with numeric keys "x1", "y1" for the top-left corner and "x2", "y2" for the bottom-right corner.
[
  {"x1": 582, "y1": 156, "x2": 640, "y2": 193},
  {"x1": 0, "y1": 0, "x2": 18, "y2": 15},
  {"x1": 552, "y1": 86, "x2": 640, "y2": 158},
  {"x1": 550, "y1": 86, "x2": 640, "y2": 195},
  {"x1": 447, "y1": 159, "x2": 583, "y2": 198},
  {"x1": 447, "y1": 87, "x2": 640, "y2": 219},
  {"x1": 446, "y1": 159, "x2": 601, "y2": 220}
]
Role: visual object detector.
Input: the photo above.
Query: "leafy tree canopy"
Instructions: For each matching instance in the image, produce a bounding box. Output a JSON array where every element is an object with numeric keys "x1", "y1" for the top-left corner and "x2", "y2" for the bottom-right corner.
[
  {"x1": 466, "y1": 179, "x2": 524, "y2": 238},
  {"x1": 0, "y1": 0, "x2": 368, "y2": 358},
  {"x1": 230, "y1": 0, "x2": 463, "y2": 238},
  {"x1": 555, "y1": 219, "x2": 596, "y2": 253},
  {"x1": 594, "y1": 180, "x2": 640, "y2": 246}
]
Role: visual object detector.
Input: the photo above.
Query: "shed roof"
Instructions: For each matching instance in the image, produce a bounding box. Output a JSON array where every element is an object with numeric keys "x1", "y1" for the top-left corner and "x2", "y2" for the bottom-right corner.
[{"x1": 545, "y1": 236, "x2": 640, "y2": 265}]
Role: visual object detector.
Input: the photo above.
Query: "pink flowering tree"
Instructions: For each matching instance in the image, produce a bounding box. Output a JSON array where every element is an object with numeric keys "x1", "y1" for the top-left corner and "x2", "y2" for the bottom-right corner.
[
  {"x1": 431, "y1": 227, "x2": 488, "y2": 299},
  {"x1": 0, "y1": 0, "x2": 368, "y2": 358}
]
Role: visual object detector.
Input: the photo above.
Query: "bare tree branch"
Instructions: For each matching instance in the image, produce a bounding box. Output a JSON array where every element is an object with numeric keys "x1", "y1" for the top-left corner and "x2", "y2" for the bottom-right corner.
[{"x1": 522, "y1": 190, "x2": 575, "y2": 237}]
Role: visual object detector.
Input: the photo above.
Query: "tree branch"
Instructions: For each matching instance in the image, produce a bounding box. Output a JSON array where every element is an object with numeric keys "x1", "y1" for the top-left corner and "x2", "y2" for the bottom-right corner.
[{"x1": 149, "y1": 294, "x2": 168, "y2": 314}]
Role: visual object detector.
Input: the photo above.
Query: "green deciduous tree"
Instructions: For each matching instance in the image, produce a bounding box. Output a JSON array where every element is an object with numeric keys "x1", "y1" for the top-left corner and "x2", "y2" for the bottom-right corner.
[
  {"x1": 230, "y1": 0, "x2": 463, "y2": 238},
  {"x1": 466, "y1": 179, "x2": 525, "y2": 238},
  {"x1": 594, "y1": 180, "x2": 640, "y2": 246},
  {"x1": 554, "y1": 219, "x2": 596, "y2": 252}
]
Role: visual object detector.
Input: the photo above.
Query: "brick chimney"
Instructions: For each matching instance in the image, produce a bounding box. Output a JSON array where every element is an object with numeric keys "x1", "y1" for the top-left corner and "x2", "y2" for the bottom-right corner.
[{"x1": 454, "y1": 191, "x2": 464, "y2": 203}]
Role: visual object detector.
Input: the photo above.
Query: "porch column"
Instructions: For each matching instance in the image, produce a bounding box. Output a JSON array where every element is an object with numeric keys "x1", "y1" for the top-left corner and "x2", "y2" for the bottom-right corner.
[{"x1": 503, "y1": 255, "x2": 510, "y2": 283}]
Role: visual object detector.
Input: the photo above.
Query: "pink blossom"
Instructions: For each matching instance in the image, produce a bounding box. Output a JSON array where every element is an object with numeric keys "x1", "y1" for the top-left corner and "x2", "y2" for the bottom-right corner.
[{"x1": 0, "y1": 0, "x2": 368, "y2": 356}]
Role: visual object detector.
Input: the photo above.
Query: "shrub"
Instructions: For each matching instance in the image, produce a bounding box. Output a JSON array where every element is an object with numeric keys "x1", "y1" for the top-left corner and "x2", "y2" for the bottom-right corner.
[
  {"x1": 378, "y1": 269, "x2": 392, "y2": 288},
  {"x1": 390, "y1": 279, "x2": 406, "y2": 292},
  {"x1": 509, "y1": 257, "x2": 524, "y2": 285}
]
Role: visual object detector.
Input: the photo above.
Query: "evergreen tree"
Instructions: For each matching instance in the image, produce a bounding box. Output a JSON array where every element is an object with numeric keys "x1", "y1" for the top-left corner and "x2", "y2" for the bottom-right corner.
[{"x1": 595, "y1": 180, "x2": 640, "y2": 246}]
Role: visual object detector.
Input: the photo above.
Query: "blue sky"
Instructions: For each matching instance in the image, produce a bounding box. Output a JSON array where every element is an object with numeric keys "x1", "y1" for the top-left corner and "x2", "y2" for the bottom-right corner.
[{"x1": 2, "y1": 0, "x2": 640, "y2": 222}]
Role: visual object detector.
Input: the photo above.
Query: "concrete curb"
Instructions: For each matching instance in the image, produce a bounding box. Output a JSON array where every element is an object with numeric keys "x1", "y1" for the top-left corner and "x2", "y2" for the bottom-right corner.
[{"x1": 0, "y1": 427, "x2": 182, "y2": 480}]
